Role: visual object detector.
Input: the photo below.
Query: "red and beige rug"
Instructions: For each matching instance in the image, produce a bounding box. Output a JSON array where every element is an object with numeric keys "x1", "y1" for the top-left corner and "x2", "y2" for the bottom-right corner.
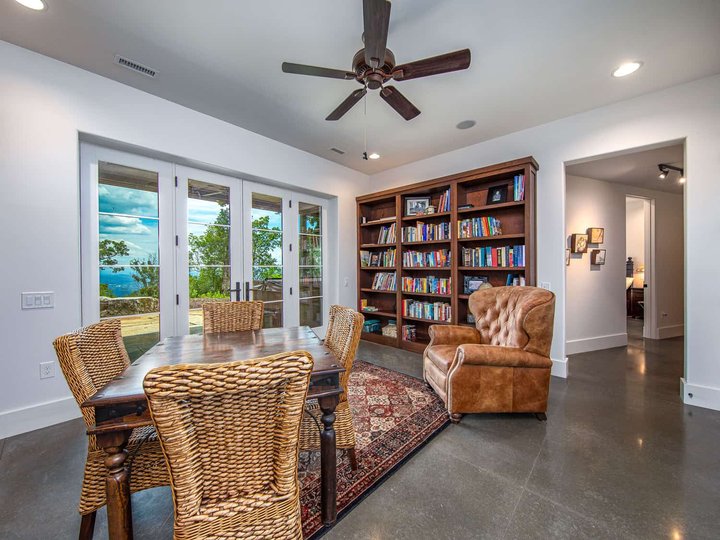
[{"x1": 299, "y1": 360, "x2": 449, "y2": 538}]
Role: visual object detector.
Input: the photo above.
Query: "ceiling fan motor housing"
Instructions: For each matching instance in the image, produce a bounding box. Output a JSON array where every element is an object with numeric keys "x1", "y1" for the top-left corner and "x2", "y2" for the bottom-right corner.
[{"x1": 353, "y1": 48, "x2": 395, "y2": 89}]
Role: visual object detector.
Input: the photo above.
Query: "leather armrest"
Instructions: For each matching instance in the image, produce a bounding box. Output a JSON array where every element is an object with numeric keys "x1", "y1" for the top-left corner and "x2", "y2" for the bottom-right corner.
[
  {"x1": 456, "y1": 344, "x2": 552, "y2": 368},
  {"x1": 428, "y1": 325, "x2": 481, "y2": 347}
]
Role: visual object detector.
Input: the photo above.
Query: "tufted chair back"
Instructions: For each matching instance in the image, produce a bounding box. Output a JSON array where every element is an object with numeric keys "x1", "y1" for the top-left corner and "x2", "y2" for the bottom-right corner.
[{"x1": 468, "y1": 286, "x2": 555, "y2": 356}]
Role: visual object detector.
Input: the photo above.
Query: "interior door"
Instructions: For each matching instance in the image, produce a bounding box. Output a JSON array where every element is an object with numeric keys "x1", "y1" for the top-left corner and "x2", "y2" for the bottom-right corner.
[
  {"x1": 242, "y1": 182, "x2": 296, "y2": 328},
  {"x1": 175, "y1": 166, "x2": 243, "y2": 335},
  {"x1": 80, "y1": 144, "x2": 174, "y2": 359}
]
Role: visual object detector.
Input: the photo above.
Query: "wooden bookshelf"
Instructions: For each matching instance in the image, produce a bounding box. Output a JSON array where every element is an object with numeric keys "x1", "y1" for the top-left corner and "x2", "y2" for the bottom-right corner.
[{"x1": 356, "y1": 156, "x2": 538, "y2": 353}]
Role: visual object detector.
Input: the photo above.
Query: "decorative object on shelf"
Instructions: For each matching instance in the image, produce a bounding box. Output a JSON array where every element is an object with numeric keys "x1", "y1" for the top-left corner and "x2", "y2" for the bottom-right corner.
[
  {"x1": 382, "y1": 320, "x2": 398, "y2": 338},
  {"x1": 405, "y1": 196, "x2": 431, "y2": 216},
  {"x1": 362, "y1": 306, "x2": 379, "y2": 312},
  {"x1": 463, "y1": 275, "x2": 488, "y2": 295},
  {"x1": 587, "y1": 227, "x2": 604, "y2": 244},
  {"x1": 626, "y1": 257, "x2": 634, "y2": 277},
  {"x1": 486, "y1": 185, "x2": 508, "y2": 205},
  {"x1": 363, "y1": 319, "x2": 382, "y2": 333},
  {"x1": 425, "y1": 205, "x2": 436, "y2": 214},
  {"x1": 360, "y1": 299, "x2": 368, "y2": 310},
  {"x1": 566, "y1": 249, "x2": 571, "y2": 266},
  {"x1": 361, "y1": 216, "x2": 367, "y2": 224},
  {"x1": 458, "y1": 203, "x2": 474, "y2": 210},
  {"x1": 570, "y1": 233, "x2": 588, "y2": 253},
  {"x1": 591, "y1": 249, "x2": 606, "y2": 265}
]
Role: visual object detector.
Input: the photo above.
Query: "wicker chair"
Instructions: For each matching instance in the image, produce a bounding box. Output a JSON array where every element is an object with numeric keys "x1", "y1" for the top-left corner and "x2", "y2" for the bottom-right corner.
[
  {"x1": 52, "y1": 319, "x2": 168, "y2": 540},
  {"x1": 143, "y1": 351, "x2": 314, "y2": 540},
  {"x1": 299, "y1": 305, "x2": 364, "y2": 470},
  {"x1": 202, "y1": 300, "x2": 264, "y2": 334}
]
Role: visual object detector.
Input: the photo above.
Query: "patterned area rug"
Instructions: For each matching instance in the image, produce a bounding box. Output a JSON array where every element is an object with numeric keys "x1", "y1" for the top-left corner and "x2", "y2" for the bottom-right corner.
[{"x1": 299, "y1": 360, "x2": 449, "y2": 538}]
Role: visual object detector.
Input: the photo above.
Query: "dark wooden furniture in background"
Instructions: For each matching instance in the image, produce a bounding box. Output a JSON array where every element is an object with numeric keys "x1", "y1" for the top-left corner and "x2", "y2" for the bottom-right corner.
[
  {"x1": 84, "y1": 327, "x2": 344, "y2": 540},
  {"x1": 627, "y1": 287, "x2": 644, "y2": 319},
  {"x1": 356, "y1": 156, "x2": 538, "y2": 353}
]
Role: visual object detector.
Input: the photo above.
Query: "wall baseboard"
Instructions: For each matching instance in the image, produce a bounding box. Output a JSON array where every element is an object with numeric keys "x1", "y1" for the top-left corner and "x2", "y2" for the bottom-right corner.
[
  {"x1": 551, "y1": 357, "x2": 568, "y2": 378},
  {"x1": 565, "y1": 333, "x2": 628, "y2": 355},
  {"x1": 680, "y1": 378, "x2": 720, "y2": 412},
  {"x1": 0, "y1": 397, "x2": 80, "y2": 440},
  {"x1": 658, "y1": 324, "x2": 684, "y2": 339}
]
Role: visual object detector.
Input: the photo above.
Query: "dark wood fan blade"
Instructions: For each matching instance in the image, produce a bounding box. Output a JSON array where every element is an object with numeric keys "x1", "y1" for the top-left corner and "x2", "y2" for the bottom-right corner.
[
  {"x1": 282, "y1": 62, "x2": 355, "y2": 80},
  {"x1": 380, "y1": 86, "x2": 420, "y2": 121},
  {"x1": 326, "y1": 88, "x2": 367, "y2": 121},
  {"x1": 363, "y1": 0, "x2": 391, "y2": 68},
  {"x1": 392, "y1": 49, "x2": 471, "y2": 81}
]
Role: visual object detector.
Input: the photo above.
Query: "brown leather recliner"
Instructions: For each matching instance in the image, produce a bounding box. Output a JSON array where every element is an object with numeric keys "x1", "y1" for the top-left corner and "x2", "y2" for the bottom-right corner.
[{"x1": 423, "y1": 286, "x2": 556, "y2": 423}]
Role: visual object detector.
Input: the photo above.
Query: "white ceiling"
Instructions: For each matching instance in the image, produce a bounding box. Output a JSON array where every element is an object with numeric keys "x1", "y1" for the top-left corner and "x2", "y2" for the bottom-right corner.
[
  {"x1": 1, "y1": 0, "x2": 718, "y2": 173},
  {"x1": 566, "y1": 143, "x2": 685, "y2": 194}
]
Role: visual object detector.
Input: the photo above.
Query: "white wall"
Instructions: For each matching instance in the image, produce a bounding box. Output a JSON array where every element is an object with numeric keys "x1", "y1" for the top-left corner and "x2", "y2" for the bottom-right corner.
[
  {"x1": 367, "y1": 74, "x2": 720, "y2": 410},
  {"x1": 626, "y1": 197, "x2": 645, "y2": 272},
  {"x1": 565, "y1": 176, "x2": 627, "y2": 354},
  {"x1": 0, "y1": 41, "x2": 368, "y2": 438}
]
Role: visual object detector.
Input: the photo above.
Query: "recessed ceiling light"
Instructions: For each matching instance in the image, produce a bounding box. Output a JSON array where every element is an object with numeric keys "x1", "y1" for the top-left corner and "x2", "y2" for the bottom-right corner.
[
  {"x1": 15, "y1": 0, "x2": 47, "y2": 10},
  {"x1": 679, "y1": 176, "x2": 686, "y2": 184},
  {"x1": 368, "y1": 153, "x2": 380, "y2": 160},
  {"x1": 456, "y1": 120, "x2": 476, "y2": 130},
  {"x1": 612, "y1": 61, "x2": 642, "y2": 78}
]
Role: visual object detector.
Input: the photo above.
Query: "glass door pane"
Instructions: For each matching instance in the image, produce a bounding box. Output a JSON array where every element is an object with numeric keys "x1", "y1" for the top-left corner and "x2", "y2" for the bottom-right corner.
[
  {"x1": 299, "y1": 202, "x2": 324, "y2": 328},
  {"x1": 175, "y1": 166, "x2": 242, "y2": 335},
  {"x1": 81, "y1": 145, "x2": 174, "y2": 361}
]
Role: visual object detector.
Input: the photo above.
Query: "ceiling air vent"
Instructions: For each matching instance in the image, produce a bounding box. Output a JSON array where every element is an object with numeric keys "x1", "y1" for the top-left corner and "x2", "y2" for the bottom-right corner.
[
  {"x1": 330, "y1": 147, "x2": 345, "y2": 155},
  {"x1": 114, "y1": 55, "x2": 157, "y2": 78}
]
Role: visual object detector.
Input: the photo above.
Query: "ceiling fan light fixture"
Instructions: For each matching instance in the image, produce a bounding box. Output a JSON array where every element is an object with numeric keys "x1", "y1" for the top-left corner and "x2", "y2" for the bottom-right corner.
[
  {"x1": 612, "y1": 61, "x2": 643, "y2": 78},
  {"x1": 456, "y1": 120, "x2": 476, "y2": 130},
  {"x1": 368, "y1": 152, "x2": 380, "y2": 160},
  {"x1": 679, "y1": 176, "x2": 686, "y2": 184}
]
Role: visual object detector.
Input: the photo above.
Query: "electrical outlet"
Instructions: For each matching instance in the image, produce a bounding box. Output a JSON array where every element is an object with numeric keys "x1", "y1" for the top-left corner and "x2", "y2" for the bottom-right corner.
[
  {"x1": 344, "y1": 277, "x2": 349, "y2": 288},
  {"x1": 540, "y1": 282, "x2": 551, "y2": 290},
  {"x1": 40, "y1": 361, "x2": 55, "y2": 379}
]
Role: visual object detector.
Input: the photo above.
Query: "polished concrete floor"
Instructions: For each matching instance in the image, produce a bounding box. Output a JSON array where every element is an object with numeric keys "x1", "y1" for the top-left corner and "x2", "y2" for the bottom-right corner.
[{"x1": 3, "y1": 324, "x2": 720, "y2": 539}]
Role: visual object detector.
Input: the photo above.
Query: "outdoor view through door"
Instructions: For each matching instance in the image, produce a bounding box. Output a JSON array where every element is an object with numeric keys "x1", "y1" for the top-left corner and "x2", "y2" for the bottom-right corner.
[
  {"x1": 97, "y1": 161, "x2": 161, "y2": 359},
  {"x1": 83, "y1": 144, "x2": 330, "y2": 359}
]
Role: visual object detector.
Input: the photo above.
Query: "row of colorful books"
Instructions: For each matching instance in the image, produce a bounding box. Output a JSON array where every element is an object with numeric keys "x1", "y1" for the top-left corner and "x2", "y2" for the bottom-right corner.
[
  {"x1": 458, "y1": 216, "x2": 503, "y2": 238},
  {"x1": 401, "y1": 276, "x2": 451, "y2": 295},
  {"x1": 401, "y1": 221, "x2": 451, "y2": 242},
  {"x1": 402, "y1": 324, "x2": 417, "y2": 342},
  {"x1": 513, "y1": 174, "x2": 525, "y2": 202},
  {"x1": 376, "y1": 223, "x2": 396, "y2": 244},
  {"x1": 461, "y1": 245, "x2": 525, "y2": 267},
  {"x1": 402, "y1": 249, "x2": 451, "y2": 268},
  {"x1": 360, "y1": 249, "x2": 396, "y2": 267},
  {"x1": 436, "y1": 188, "x2": 451, "y2": 213},
  {"x1": 371, "y1": 272, "x2": 396, "y2": 291},
  {"x1": 402, "y1": 299, "x2": 452, "y2": 322}
]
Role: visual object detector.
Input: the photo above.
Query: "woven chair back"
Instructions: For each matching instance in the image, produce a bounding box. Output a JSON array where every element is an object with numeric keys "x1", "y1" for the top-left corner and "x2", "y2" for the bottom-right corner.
[
  {"x1": 202, "y1": 300, "x2": 264, "y2": 334},
  {"x1": 143, "y1": 351, "x2": 313, "y2": 528},
  {"x1": 52, "y1": 319, "x2": 130, "y2": 449},
  {"x1": 325, "y1": 305, "x2": 364, "y2": 393}
]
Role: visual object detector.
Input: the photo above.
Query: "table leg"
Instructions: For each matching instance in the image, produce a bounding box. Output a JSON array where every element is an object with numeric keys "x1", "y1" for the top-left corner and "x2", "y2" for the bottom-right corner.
[
  {"x1": 97, "y1": 430, "x2": 133, "y2": 540},
  {"x1": 318, "y1": 394, "x2": 340, "y2": 526}
]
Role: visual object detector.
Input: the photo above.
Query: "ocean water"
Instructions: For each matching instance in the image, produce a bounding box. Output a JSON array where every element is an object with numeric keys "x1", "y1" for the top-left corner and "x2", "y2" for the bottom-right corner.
[{"x1": 100, "y1": 267, "x2": 147, "y2": 297}]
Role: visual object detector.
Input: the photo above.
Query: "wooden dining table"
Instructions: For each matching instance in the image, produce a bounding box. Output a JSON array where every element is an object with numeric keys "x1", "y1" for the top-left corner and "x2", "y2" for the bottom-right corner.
[{"x1": 83, "y1": 326, "x2": 345, "y2": 540}]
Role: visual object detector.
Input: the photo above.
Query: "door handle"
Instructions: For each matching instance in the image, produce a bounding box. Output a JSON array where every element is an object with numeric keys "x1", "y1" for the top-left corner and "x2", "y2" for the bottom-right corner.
[
  {"x1": 244, "y1": 281, "x2": 250, "y2": 301},
  {"x1": 228, "y1": 281, "x2": 242, "y2": 301}
]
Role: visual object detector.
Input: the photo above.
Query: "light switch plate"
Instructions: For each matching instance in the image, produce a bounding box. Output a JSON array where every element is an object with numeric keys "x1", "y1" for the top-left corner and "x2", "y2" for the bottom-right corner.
[
  {"x1": 540, "y1": 282, "x2": 551, "y2": 290},
  {"x1": 21, "y1": 292, "x2": 55, "y2": 309}
]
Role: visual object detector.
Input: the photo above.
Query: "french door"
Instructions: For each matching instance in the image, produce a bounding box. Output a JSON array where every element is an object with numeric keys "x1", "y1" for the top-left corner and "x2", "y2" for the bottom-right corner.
[{"x1": 81, "y1": 144, "x2": 328, "y2": 358}]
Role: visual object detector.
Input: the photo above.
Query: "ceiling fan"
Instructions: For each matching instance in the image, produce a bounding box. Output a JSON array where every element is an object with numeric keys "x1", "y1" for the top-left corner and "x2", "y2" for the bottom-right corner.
[{"x1": 281, "y1": 0, "x2": 471, "y2": 121}]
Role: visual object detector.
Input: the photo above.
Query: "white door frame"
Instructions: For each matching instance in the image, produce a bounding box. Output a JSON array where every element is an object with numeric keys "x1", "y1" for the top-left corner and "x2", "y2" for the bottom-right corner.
[
  {"x1": 174, "y1": 165, "x2": 244, "y2": 335},
  {"x1": 80, "y1": 143, "x2": 175, "y2": 338}
]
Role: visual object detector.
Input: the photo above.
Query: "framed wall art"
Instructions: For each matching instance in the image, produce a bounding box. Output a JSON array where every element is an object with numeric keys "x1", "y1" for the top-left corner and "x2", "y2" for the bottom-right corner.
[
  {"x1": 570, "y1": 233, "x2": 588, "y2": 253},
  {"x1": 587, "y1": 227, "x2": 605, "y2": 244}
]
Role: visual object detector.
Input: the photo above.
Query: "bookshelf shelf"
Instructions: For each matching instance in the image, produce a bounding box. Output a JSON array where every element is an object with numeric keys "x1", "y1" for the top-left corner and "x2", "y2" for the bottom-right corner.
[
  {"x1": 401, "y1": 291, "x2": 452, "y2": 298},
  {"x1": 357, "y1": 156, "x2": 537, "y2": 351}
]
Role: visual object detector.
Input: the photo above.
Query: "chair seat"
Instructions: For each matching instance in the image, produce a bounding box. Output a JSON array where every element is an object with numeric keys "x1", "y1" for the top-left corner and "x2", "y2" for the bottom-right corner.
[
  {"x1": 425, "y1": 345, "x2": 457, "y2": 374},
  {"x1": 300, "y1": 399, "x2": 355, "y2": 450}
]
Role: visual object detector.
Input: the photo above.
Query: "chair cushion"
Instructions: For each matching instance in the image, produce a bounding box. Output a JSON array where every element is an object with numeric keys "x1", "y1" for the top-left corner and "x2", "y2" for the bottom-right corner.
[{"x1": 425, "y1": 345, "x2": 457, "y2": 374}]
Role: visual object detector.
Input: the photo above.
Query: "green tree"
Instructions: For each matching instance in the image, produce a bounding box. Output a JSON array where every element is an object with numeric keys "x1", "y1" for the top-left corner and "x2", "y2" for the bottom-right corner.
[
  {"x1": 99, "y1": 239, "x2": 129, "y2": 272},
  {"x1": 129, "y1": 254, "x2": 159, "y2": 297}
]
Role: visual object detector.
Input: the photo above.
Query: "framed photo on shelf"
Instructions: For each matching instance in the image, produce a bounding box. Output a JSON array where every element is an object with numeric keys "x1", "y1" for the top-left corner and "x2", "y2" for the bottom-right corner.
[
  {"x1": 570, "y1": 233, "x2": 588, "y2": 253},
  {"x1": 464, "y1": 275, "x2": 489, "y2": 295},
  {"x1": 486, "y1": 185, "x2": 507, "y2": 205},
  {"x1": 405, "y1": 196, "x2": 431, "y2": 216},
  {"x1": 591, "y1": 249, "x2": 606, "y2": 265},
  {"x1": 587, "y1": 227, "x2": 605, "y2": 244}
]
